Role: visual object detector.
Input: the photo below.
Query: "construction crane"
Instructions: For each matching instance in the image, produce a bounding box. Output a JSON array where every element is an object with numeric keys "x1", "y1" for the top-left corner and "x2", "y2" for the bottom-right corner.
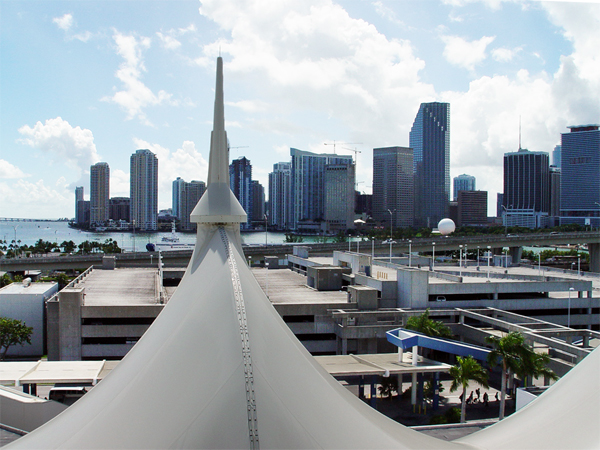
[
  {"x1": 229, "y1": 145, "x2": 249, "y2": 154},
  {"x1": 323, "y1": 141, "x2": 362, "y2": 155}
]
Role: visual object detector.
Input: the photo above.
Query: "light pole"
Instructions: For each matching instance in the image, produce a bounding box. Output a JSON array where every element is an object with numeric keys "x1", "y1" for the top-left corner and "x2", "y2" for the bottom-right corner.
[
  {"x1": 577, "y1": 245, "x2": 581, "y2": 278},
  {"x1": 408, "y1": 240, "x2": 412, "y2": 267},
  {"x1": 538, "y1": 252, "x2": 541, "y2": 276},
  {"x1": 501, "y1": 204, "x2": 512, "y2": 235},
  {"x1": 504, "y1": 248, "x2": 509, "y2": 268},
  {"x1": 264, "y1": 214, "x2": 268, "y2": 247},
  {"x1": 387, "y1": 209, "x2": 394, "y2": 241},
  {"x1": 568, "y1": 287, "x2": 574, "y2": 328},
  {"x1": 248, "y1": 255, "x2": 252, "y2": 267},
  {"x1": 265, "y1": 262, "x2": 270, "y2": 298},
  {"x1": 487, "y1": 246, "x2": 491, "y2": 280},
  {"x1": 371, "y1": 237, "x2": 374, "y2": 259},
  {"x1": 459, "y1": 245, "x2": 463, "y2": 277},
  {"x1": 464, "y1": 244, "x2": 468, "y2": 268},
  {"x1": 432, "y1": 242, "x2": 436, "y2": 271},
  {"x1": 389, "y1": 240, "x2": 396, "y2": 263},
  {"x1": 477, "y1": 246, "x2": 480, "y2": 269}
]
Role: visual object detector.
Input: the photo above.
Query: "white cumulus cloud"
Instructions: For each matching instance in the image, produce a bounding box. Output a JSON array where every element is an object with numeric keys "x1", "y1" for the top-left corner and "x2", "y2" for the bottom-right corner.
[
  {"x1": 17, "y1": 117, "x2": 100, "y2": 180},
  {"x1": 0, "y1": 160, "x2": 28, "y2": 179},
  {"x1": 52, "y1": 13, "x2": 73, "y2": 31},
  {"x1": 102, "y1": 31, "x2": 176, "y2": 125},
  {"x1": 441, "y1": 35, "x2": 496, "y2": 71}
]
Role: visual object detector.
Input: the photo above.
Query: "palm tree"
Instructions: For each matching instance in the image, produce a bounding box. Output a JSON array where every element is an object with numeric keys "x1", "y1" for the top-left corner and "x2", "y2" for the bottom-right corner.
[
  {"x1": 405, "y1": 308, "x2": 452, "y2": 338},
  {"x1": 486, "y1": 331, "x2": 556, "y2": 420},
  {"x1": 449, "y1": 356, "x2": 489, "y2": 423}
]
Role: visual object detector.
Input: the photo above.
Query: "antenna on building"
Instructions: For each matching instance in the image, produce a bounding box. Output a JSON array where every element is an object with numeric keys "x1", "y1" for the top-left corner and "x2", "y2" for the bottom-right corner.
[{"x1": 519, "y1": 115, "x2": 522, "y2": 150}]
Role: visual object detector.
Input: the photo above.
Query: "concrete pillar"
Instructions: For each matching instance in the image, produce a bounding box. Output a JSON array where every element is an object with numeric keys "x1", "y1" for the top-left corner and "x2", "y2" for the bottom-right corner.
[
  {"x1": 433, "y1": 372, "x2": 440, "y2": 410},
  {"x1": 58, "y1": 288, "x2": 84, "y2": 361},
  {"x1": 46, "y1": 299, "x2": 60, "y2": 361},
  {"x1": 589, "y1": 243, "x2": 600, "y2": 273},
  {"x1": 411, "y1": 345, "x2": 418, "y2": 405},
  {"x1": 342, "y1": 338, "x2": 348, "y2": 356},
  {"x1": 509, "y1": 247, "x2": 522, "y2": 264},
  {"x1": 370, "y1": 376, "x2": 377, "y2": 408},
  {"x1": 583, "y1": 334, "x2": 589, "y2": 348}
]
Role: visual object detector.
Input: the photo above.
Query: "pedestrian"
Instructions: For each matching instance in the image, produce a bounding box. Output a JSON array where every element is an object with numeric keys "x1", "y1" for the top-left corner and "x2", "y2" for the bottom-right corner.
[
  {"x1": 467, "y1": 391, "x2": 474, "y2": 404},
  {"x1": 483, "y1": 392, "x2": 489, "y2": 407},
  {"x1": 495, "y1": 392, "x2": 499, "y2": 402},
  {"x1": 476, "y1": 388, "x2": 481, "y2": 401}
]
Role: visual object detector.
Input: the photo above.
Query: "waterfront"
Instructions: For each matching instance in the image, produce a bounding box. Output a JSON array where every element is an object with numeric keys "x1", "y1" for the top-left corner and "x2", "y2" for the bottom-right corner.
[{"x1": 0, "y1": 220, "x2": 358, "y2": 252}]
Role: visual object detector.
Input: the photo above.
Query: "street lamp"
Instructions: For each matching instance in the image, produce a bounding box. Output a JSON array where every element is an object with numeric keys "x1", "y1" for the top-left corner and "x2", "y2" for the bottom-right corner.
[
  {"x1": 477, "y1": 246, "x2": 480, "y2": 269},
  {"x1": 577, "y1": 245, "x2": 581, "y2": 278},
  {"x1": 504, "y1": 248, "x2": 509, "y2": 268},
  {"x1": 459, "y1": 245, "x2": 463, "y2": 277},
  {"x1": 568, "y1": 287, "x2": 574, "y2": 328},
  {"x1": 265, "y1": 262, "x2": 270, "y2": 298},
  {"x1": 264, "y1": 214, "x2": 268, "y2": 247},
  {"x1": 538, "y1": 252, "x2": 541, "y2": 276},
  {"x1": 387, "y1": 209, "x2": 394, "y2": 241},
  {"x1": 487, "y1": 245, "x2": 491, "y2": 280},
  {"x1": 408, "y1": 240, "x2": 412, "y2": 267},
  {"x1": 432, "y1": 242, "x2": 436, "y2": 271},
  {"x1": 389, "y1": 240, "x2": 396, "y2": 263}
]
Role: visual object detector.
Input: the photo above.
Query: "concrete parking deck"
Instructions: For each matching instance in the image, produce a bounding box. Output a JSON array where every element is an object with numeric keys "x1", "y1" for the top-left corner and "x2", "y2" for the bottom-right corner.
[{"x1": 79, "y1": 268, "x2": 159, "y2": 305}]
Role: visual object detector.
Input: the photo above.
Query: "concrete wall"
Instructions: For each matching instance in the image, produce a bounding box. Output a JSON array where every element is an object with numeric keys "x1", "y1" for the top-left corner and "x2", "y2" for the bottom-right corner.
[
  {"x1": 0, "y1": 283, "x2": 58, "y2": 357},
  {"x1": 333, "y1": 251, "x2": 372, "y2": 275},
  {"x1": 58, "y1": 288, "x2": 84, "y2": 361},
  {"x1": 0, "y1": 386, "x2": 67, "y2": 432},
  {"x1": 396, "y1": 268, "x2": 429, "y2": 308}
]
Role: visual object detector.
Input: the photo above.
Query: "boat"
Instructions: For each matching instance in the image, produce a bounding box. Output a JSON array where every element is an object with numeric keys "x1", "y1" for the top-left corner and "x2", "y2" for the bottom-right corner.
[{"x1": 161, "y1": 222, "x2": 179, "y2": 243}]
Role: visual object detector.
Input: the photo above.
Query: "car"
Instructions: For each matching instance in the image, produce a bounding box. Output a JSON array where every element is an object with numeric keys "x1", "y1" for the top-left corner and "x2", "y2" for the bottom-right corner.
[
  {"x1": 550, "y1": 231, "x2": 561, "y2": 235},
  {"x1": 507, "y1": 234, "x2": 519, "y2": 237}
]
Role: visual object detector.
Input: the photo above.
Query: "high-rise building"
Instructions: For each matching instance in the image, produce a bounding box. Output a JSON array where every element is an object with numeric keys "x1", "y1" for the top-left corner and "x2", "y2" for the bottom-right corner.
[
  {"x1": 457, "y1": 191, "x2": 488, "y2": 226},
  {"x1": 268, "y1": 162, "x2": 292, "y2": 230},
  {"x1": 90, "y1": 162, "x2": 110, "y2": 226},
  {"x1": 251, "y1": 180, "x2": 265, "y2": 227},
  {"x1": 324, "y1": 164, "x2": 355, "y2": 232},
  {"x1": 290, "y1": 148, "x2": 353, "y2": 232},
  {"x1": 75, "y1": 186, "x2": 84, "y2": 223},
  {"x1": 503, "y1": 148, "x2": 550, "y2": 228},
  {"x1": 549, "y1": 166, "x2": 561, "y2": 225},
  {"x1": 180, "y1": 180, "x2": 206, "y2": 231},
  {"x1": 372, "y1": 147, "x2": 414, "y2": 228},
  {"x1": 409, "y1": 102, "x2": 450, "y2": 227},
  {"x1": 552, "y1": 145, "x2": 562, "y2": 168},
  {"x1": 172, "y1": 177, "x2": 186, "y2": 220},
  {"x1": 496, "y1": 193, "x2": 504, "y2": 218},
  {"x1": 109, "y1": 197, "x2": 130, "y2": 223},
  {"x1": 130, "y1": 149, "x2": 158, "y2": 231},
  {"x1": 453, "y1": 174, "x2": 476, "y2": 201},
  {"x1": 230, "y1": 157, "x2": 253, "y2": 229},
  {"x1": 560, "y1": 124, "x2": 600, "y2": 227}
]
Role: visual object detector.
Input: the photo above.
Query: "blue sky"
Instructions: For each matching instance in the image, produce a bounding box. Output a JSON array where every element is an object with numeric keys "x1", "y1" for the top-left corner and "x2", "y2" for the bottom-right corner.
[{"x1": 1, "y1": 0, "x2": 598, "y2": 219}]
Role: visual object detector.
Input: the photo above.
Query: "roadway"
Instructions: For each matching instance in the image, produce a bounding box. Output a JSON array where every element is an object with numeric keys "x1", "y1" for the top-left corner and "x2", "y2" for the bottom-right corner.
[{"x1": 1, "y1": 231, "x2": 598, "y2": 273}]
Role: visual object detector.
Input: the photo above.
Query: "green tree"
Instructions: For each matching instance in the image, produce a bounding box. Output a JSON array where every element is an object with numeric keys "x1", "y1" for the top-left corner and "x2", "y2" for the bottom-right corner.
[
  {"x1": 377, "y1": 376, "x2": 398, "y2": 399},
  {"x1": 0, "y1": 317, "x2": 33, "y2": 360},
  {"x1": 449, "y1": 356, "x2": 489, "y2": 423},
  {"x1": 405, "y1": 308, "x2": 452, "y2": 338},
  {"x1": 0, "y1": 273, "x2": 13, "y2": 288},
  {"x1": 485, "y1": 331, "x2": 556, "y2": 420}
]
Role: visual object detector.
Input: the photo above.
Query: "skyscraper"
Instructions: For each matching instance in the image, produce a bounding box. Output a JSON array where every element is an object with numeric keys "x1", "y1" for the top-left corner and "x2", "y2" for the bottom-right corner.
[
  {"x1": 268, "y1": 162, "x2": 292, "y2": 230},
  {"x1": 560, "y1": 124, "x2": 600, "y2": 227},
  {"x1": 130, "y1": 149, "x2": 158, "y2": 231},
  {"x1": 90, "y1": 162, "x2": 110, "y2": 226},
  {"x1": 409, "y1": 102, "x2": 450, "y2": 227},
  {"x1": 172, "y1": 177, "x2": 186, "y2": 220},
  {"x1": 503, "y1": 148, "x2": 550, "y2": 228},
  {"x1": 549, "y1": 166, "x2": 561, "y2": 225},
  {"x1": 453, "y1": 174, "x2": 476, "y2": 201},
  {"x1": 372, "y1": 147, "x2": 414, "y2": 228},
  {"x1": 230, "y1": 157, "x2": 253, "y2": 229},
  {"x1": 290, "y1": 148, "x2": 353, "y2": 232},
  {"x1": 180, "y1": 180, "x2": 206, "y2": 231},
  {"x1": 324, "y1": 164, "x2": 355, "y2": 232},
  {"x1": 251, "y1": 180, "x2": 265, "y2": 227},
  {"x1": 75, "y1": 186, "x2": 84, "y2": 224},
  {"x1": 457, "y1": 191, "x2": 487, "y2": 226},
  {"x1": 552, "y1": 145, "x2": 562, "y2": 168}
]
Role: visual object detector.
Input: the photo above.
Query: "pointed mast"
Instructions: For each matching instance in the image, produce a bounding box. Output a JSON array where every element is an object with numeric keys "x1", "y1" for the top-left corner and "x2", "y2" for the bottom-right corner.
[{"x1": 190, "y1": 57, "x2": 247, "y2": 225}]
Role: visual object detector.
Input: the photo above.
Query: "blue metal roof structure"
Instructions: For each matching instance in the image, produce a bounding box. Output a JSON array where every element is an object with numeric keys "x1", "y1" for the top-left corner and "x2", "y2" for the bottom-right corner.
[{"x1": 386, "y1": 328, "x2": 491, "y2": 362}]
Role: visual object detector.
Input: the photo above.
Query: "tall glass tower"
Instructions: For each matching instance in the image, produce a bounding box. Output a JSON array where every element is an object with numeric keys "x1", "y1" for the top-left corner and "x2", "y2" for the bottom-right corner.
[
  {"x1": 409, "y1": 102, "x2": 450, "y2": 228},
  {"x1": 453, "y1": 174, "x2": 476, "y2": 201},
  {"x1": 560, "y1": 125, "x2": 600, "y2": 227},
  {"x1": 90, "y1": 162, "x2": 110, "y2": 226},
  {"x1": 130, "y1": 149, "x2": 158, "y2": 231},
  {"x1": 229, "y1": 156, "x2": 253, "y2": 229}
]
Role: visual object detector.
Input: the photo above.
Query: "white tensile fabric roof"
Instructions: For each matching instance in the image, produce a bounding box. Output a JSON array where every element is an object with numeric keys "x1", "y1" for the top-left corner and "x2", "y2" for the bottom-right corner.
[{"x1": 7, "y1": 58, "x2": 599, "y2": 450}]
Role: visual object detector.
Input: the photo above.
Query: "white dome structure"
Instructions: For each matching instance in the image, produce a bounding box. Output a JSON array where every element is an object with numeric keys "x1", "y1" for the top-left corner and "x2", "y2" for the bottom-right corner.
[
  {"x1": 438, "y1": 218, "x2": 456, "y2": 236},
  {"x1": 7, "y1": 58, "x2": 599, "y2": 450}
]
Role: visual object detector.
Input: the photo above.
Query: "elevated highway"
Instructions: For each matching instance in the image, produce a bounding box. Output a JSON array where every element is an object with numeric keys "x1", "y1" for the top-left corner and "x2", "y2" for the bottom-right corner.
[{"x1": 1, "y1": 231, "x2": 598, "y2": 273}]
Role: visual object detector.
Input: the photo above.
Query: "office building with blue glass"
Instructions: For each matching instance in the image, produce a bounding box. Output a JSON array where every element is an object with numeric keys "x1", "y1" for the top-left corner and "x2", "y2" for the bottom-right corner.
[
  {"x1": 409, "y1": 102, "x2": 450, "y2": 228},
  {"x1": 560, "y1": 125, "x2": 600, "y2": 227}
]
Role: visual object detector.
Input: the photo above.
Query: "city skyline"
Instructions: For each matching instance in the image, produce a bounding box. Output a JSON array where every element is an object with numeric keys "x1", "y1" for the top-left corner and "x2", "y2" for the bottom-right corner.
[{"x1": 1, "y1": 0, "x2": 598, "y2": 219}]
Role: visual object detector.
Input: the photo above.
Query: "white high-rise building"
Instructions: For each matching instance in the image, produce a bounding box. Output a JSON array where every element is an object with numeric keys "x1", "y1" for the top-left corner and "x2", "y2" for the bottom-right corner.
[
  {"x1": 268, "y1": 162, "x2": 292, "y2": 230},
  {"x1": 130, "y1": 149, "x2": 158, "y2": 231},
  {"x1": 90, "y1": 162, "x2": 110, "y2": 226},
  {"x1": 172, "y1": 177, "x2": 186, "y2": 220}
]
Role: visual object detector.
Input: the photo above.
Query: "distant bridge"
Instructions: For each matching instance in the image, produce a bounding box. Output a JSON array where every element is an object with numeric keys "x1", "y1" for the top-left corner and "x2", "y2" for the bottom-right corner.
[{"x1": 1, "y1": 231, "x2": 599, "y2": 273}]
